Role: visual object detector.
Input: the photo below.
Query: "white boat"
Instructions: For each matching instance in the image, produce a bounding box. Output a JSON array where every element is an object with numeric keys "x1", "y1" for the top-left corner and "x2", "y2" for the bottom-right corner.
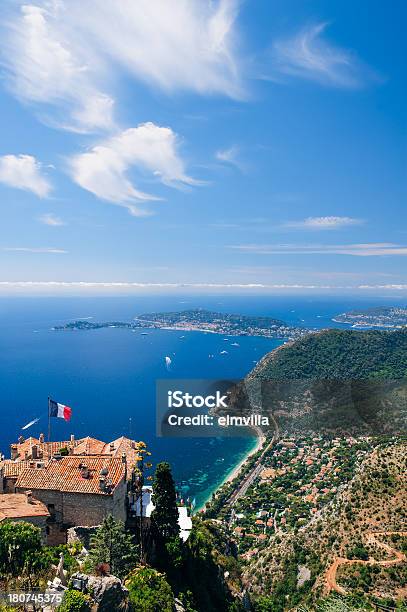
[
  {"x1": 165, "y1": 356, "x2": 172, "y2": 370},
  {"x1": 220, "y1": 350, "x2": 228, "y2": 355}
]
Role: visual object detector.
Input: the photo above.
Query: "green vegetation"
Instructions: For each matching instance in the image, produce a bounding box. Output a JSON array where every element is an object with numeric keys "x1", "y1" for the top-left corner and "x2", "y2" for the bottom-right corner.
[
  {"x1": 256, "y1": 328, "x2": 407, "y2": 380},
  {"x1": 57, "y1": 589, "x2": 92, "y2": 612},
  {"x1": 125, "y1": 567, "x2": 174, "y2": 612},
  {"x1": 88, "y1": 515, "x2": 139, "y2": 578},
  {"x1": 0, "y1": 521, "x2": 51, "y2": 586},
  {"x1": 151, "y1": 461, "x2": 180, "y2": 542}
]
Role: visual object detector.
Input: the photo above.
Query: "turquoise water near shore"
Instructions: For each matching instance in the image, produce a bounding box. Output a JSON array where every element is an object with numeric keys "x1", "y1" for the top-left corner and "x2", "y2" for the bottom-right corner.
[{"x1": 1, "y1": 295, "x2": 404, "y2": 508}]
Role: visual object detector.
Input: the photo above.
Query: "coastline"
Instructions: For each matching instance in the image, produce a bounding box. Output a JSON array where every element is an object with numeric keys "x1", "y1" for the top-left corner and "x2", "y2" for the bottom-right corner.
[{"x1": 194, "y1": 426, "x2": 265, "y2": 513}]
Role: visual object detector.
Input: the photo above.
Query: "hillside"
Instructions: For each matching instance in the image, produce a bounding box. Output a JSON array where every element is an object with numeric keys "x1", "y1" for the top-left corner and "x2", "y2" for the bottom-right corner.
[
  {"x1": 234, "y1": 328, "x2": 407, "y2": 436},
  {"x1": 244, "y1": 441, "x2": 407, "y2": 610},
  {"x1": 253, "y1": 328, "x2": 407, "y2": 380}
]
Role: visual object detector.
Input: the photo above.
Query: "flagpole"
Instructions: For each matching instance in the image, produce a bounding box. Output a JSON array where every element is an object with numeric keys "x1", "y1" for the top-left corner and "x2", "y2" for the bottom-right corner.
[{"x1": 48, "y1": 397, "x2": 51, "y2": 442}]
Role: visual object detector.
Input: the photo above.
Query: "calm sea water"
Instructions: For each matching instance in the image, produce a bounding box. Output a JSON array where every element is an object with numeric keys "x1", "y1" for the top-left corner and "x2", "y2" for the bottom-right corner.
[{"x1": 0, "y1": 295, "x2": 404, "y2": 507}]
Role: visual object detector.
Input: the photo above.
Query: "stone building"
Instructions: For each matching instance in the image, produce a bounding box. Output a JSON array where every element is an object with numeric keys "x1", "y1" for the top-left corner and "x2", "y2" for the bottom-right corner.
[
  {"x1": 9, "y1": 434, "x2": 141, "y2": 468},
  {"x1": 0, "y1": 491, "x2": 50, "y2": 541},
  {"x1": 0, "y1": 460, "x2": 45, "y2": 493},
  {"x1": 14, "y1": 455, "x2": 128, "y2": 544}
]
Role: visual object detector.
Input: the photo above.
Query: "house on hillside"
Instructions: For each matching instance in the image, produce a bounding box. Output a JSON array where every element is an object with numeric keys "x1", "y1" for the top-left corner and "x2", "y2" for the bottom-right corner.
[
  {"x1": 10, "y1": 434, "x2": 142, "y2": 470},
  {"x1": 14, "y1": 455, "x2": 128, "y2": 544},
  {"x1": 0, "y1": 492, "x2": 50, "y2": 541}
]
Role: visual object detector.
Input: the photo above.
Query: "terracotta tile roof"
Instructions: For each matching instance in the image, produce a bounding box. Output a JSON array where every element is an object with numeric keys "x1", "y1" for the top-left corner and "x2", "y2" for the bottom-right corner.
[
  {"x1": 1, "y1": 460, "x2": 47, "y2": 477},
  {"x1": 15, "y1": 456, "x2": 126, "y2": 496},
  {"x1": 73, "y1": 437, "x2": 107, "y2": 456},
  {"x1": 102, "y1": 436, "x2": 143, "y2": 466},
  {"x1": 0, "y1": 493, "x2": 50, "y2": 521},
  {"x1": 13, "y1": 437, "x2": 78, "y2": 460},
  {"x1": 11, "y1": 435, "x2": 141, "y2": 465}
]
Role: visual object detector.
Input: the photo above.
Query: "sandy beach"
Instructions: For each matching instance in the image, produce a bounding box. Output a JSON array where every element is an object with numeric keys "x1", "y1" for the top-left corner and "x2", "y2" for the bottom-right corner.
[{"x1": 195, "y1": 426, "x2": 265, "y2": 512}]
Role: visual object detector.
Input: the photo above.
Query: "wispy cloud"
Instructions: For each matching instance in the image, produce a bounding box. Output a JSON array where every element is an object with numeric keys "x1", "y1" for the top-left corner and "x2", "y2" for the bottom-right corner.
[
  {"x1": 283, "y1": 216, "x2": 363, "y2": 230},
  {"x1": 39, "y1": 213, "x2": 65, "y2": 226},
  {"x1": 0, "y1": 154, "x2": 52, "y2": 197},
  {"x1": 272, "y1": 22, "x2": 375, "y2": 88},
  {"x1": 1, "y1": 4, "x2": 114, "y2": 133},
  {"x1": 68, "y1": 122, "x2": 199, "y2": 215},
  {"x1": 2, "y1": 247, "x2": 67, "y2": 253},
  {"x1": 1, "y1": 0, "x2": 242, "y2": 132},
  {"x1": 215, "y1": 145, "x2": 244, "y2": 171},
  {"x1": 0, "y1": 281, "x2": 406, "y2": 293},
  {"x1": 230, "y1": 243, "x2": 407, "y2": 256}
]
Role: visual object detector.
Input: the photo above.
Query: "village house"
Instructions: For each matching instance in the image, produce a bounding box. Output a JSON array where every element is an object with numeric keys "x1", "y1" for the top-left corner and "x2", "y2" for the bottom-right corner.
[
  {"x1": 14, "y1": 455, "x2": 128, "y2": 544},
  {"x1": 0, "y1": 492, "x2": 50, "y2": 541},
  {"x1": 9, "y1": 434, "x2": 142, "y2": 469}
]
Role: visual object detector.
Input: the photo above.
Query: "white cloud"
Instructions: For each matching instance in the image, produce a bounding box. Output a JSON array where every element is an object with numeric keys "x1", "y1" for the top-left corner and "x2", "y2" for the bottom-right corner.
[
  {"x1": 284, "y1": 216, "x2": 363, "y2": 230},
  {"x1": 0, "y1": 281, "x2": 406, "y2": 293},
  {"x1": 1, "y1": 4, "x2": 114, "y2": 132},
  {"x1": 273, "y1": 23, "x2": 373, "y2": 88},
  {"x1": 230, "y1": 243, "x2": 407, "y2": 256},
  {"x1": 215, "y1": 145, "x2": 244, "y2": 171},
  {"x1": 0, "y1": 154, "x2": 51, "y2": 197},
  {"x1": 3, "y1": 247, "x2": 67, "y2": 253},
  {"x1": 1, "y1": 1, "x2": 242, "y2": 131},
  {"x1": 39, "y1": 213, "x2": 65, "y2": 226},
  {"x1": 68, "y1": 122, "x2": 199, "y2": 215}
]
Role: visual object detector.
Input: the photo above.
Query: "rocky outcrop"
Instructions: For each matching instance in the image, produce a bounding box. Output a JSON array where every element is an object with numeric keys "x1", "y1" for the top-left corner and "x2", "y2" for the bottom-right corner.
[
  {"x1": 67, "y1": 525, "x2": 99, "y2": 550},
  {"x1": 70, "y1": 572, "x2": 129, "y2": 611}
]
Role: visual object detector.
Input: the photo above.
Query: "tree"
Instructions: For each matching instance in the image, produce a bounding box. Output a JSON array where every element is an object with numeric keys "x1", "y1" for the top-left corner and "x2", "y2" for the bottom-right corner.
[
  {"x1": 151, "y1": 462, "x2": 180, "y2": 541},
  {"x1": 125, "y1": 567, "x2": 174, "y2": 612},
  {"x1": 57, "y1": 589, "x2": 91, "y2": 612},
  {"x1": 88, "y1": 515, "x2": 139, "y2": 578},
  {"x1": 0, "y1": 521, "x2": 44, "y2": 579}
]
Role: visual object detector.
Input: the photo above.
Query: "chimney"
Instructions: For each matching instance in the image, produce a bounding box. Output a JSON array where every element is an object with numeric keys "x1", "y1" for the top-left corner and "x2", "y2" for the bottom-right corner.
[
  {"x1": 26, "y1": 490, "x2": 33, "y2": 504},
  {"x1": 122, "y1": 452, "x2": 127, "y2": 479},
  {"x1": 99, "y1": 476, "x2": 106, "y2": 491},
  {"x1": 70, "y1": 434, "x2": 75, "y2": 443},
  {"x1": 0, "y1": 466, "x2": 4, "y2": 494},
  {"x1": 80, "y1": 464, "x2": 89, "y2": 479},
  {"x1": 39, "y1": 433, "x2": 44, "y2": 444},
  {"x1": 109, "y1": 443, "x2": 115, "y2": 452},
  {"x1": 18, "y1": 435, "x2": 25, "y2": 444},
  {"x1": 32, "y1": 445, "x2": 38, "y2": 460},
  {"x1": 11, "y1": 444, "x2": 18, "y2": 461}
]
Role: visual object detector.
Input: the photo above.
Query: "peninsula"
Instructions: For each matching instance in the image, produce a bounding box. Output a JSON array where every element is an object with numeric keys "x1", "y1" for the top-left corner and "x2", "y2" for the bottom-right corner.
[
  {"x1": 333, "y1": 305, "x2": 407, "y2": 328},
  {"x1": 53, "y1": 308, "x2": 308, "y2": 340}
]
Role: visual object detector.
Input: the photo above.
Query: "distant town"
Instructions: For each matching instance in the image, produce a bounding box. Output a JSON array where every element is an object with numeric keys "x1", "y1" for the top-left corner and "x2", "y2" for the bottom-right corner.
[
  {"x1": 53, "y1": 308, "x2": 309, "y2": 340},
  {"x1": 333, "y1": 306, "x2": 407, "y2": 328}
]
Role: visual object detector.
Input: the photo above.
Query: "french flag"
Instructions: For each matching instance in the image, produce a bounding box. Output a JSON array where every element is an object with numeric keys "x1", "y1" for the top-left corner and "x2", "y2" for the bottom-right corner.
[{"x1": 49, "y1": 398, "x2": 72, "y2": 422}]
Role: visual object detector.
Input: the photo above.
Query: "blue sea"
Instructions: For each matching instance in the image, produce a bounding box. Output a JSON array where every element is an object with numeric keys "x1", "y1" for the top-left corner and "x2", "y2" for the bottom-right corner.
[{"x1": 0, "y1": 294, "x2": 404, "y2": 508}]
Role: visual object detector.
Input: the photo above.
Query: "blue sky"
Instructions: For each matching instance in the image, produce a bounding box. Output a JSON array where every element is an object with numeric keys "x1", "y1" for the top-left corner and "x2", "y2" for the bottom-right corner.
[{"x1": 0, "y1": 0, "x2": 406, "y2": 295}]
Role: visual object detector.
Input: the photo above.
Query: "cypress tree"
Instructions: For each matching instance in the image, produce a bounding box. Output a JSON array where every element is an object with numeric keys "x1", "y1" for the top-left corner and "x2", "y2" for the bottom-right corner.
[{"x1": 151, "y1": 461, "x2": 180, "y2": 541}]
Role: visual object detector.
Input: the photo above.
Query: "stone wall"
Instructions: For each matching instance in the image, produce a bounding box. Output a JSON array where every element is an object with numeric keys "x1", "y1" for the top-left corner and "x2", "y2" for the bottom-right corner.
[
  {"x1": 67, "y1": 525, "x2": 99, "y2": 550},
  {"x1": 15, "y1": 485, "x2": 127, "y2": 544},
  {"x1": 63, "y1": 492, "x2": 116, "y2": 526}
]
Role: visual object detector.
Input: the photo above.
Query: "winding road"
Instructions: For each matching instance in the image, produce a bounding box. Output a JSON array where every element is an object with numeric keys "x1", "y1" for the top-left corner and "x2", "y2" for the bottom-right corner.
[{"x1": 325, "y1": 531, "x2": 407, "y2": 596}]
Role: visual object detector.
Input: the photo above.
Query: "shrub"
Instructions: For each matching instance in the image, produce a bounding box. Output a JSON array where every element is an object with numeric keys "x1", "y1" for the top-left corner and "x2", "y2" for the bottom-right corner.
[
  {"x1": 125, "y1": 567, "x2": 174, "y2": 612},
  {"x1": 57, "y1": 589, "x2": 92, "y2": 612}
]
